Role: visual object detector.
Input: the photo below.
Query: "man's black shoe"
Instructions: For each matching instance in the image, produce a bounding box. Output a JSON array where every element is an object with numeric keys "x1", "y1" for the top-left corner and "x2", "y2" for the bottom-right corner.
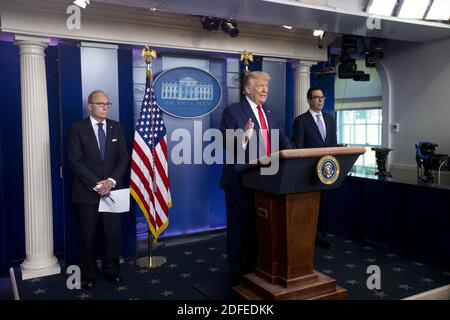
[
  {"x1": 81, "y1": 279, "x2": 96, "y2": 289},
  {"x1": 315, "y1": 236, "x2": 333, "y2": 250},
  {"x1": 104, "y1": 274, "x2": 121, "y2": 285}
]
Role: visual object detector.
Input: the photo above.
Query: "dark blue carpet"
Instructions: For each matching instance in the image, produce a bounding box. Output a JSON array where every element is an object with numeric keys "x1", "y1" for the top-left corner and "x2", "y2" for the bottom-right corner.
[{"x1": 12, "y1": 232, "x2": 450, "y2": 300}]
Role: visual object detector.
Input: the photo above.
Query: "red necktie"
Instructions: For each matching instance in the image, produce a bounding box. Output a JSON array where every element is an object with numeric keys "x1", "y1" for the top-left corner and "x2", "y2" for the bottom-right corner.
[{"x1": 257, "y1": 104, "x2": 271, "y2": 155}]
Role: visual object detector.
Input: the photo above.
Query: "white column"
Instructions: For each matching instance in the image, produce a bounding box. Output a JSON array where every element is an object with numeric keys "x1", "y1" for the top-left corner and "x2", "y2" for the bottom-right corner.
[
  {"x1": 15, "y1": 35, "x2": 61, "y2": 280},
  {"x1": 294, "y1": 60, "x2": 316, "y2": 117}
]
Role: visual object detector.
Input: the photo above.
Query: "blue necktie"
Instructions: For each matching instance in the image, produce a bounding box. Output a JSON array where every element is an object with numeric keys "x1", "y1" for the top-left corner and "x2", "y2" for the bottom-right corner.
[
  {"x1": 97, "y1": 122, "x2": 106, "y2": 160},
  {"x1": 316, "y1": 114, "x2": 326, "y2": 142}
]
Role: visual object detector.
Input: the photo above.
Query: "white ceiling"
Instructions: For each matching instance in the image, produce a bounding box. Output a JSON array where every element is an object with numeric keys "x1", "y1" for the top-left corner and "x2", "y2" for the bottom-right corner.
[{"x1": 93, "y1": 0, "x2": 450, "y2": 42}]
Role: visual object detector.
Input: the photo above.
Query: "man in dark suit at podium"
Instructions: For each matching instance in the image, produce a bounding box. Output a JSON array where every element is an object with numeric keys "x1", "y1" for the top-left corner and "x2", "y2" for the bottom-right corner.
[
  {"x1": 220, "y1": 71, "x2": 292, "y2": 285},
  {"x1": 292, "y1": 87, "x2": 337, "y2": 249},
  {"x1": 68, "y1": 90, "x2": 129, "y2": 289}
]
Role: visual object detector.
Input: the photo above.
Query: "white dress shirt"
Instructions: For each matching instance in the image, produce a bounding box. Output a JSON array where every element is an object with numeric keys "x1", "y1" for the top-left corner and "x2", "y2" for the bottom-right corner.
[
  {"x1": 89, "y1": 116, "x2": 107, "y2": 150},
  {"x1": 308, "y1": 108, "x2": 327, "y2": 138},
  {"x1": 243, "y1": 96, "x2": 270, "y2": 149},
  {"x1": 246, "y1": 96, "x2": 269, "y2": 129},
  {"x1": 89, "y1": 116, "x2": 116, "y2": 188}
]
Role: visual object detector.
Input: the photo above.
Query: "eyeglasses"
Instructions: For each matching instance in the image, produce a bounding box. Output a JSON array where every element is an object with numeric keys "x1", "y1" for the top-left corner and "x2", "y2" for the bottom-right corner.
[
  {"x1": 310, "y1": 96, "x2": 326, "y2": 101},
  {"x1": 90, "y1": 102, "x2": 112, "y2": 107}
]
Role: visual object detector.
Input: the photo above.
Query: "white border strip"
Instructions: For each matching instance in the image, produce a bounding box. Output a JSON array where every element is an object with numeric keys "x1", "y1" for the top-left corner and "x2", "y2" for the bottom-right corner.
[
  {"x1": 9, "y1": 267, "x2": 20, "y2": 300},
  {"x1": 403, "y1": 284, "x2": 450, "y2": 300},
  {"x1": 80, "y1": 42, "x2": 119, "y2": 49}
]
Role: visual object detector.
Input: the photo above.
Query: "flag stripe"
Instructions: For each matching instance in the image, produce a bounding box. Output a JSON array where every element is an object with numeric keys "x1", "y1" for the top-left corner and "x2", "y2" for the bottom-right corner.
[
  {"x1": 154, "y1": 145, "x2": 170, "y2": 190},
  {"x1": 130, "y1": 158, "x2": 154, "y2": 206}
]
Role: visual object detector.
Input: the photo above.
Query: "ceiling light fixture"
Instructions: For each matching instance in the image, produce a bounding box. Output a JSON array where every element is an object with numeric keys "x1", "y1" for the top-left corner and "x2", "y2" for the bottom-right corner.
[
  {"x1": 200, "y1": 17, "x2": 239, "y2": 38},
  {"x1": 282, "y1": 25, "x2": 293, "y2": 30},
  {"x1": 221, "y1": 19, "x2": 239, "y2": 38},
  {"x1": 201, "y1": 16, "x2": 221, "y2": 31}
]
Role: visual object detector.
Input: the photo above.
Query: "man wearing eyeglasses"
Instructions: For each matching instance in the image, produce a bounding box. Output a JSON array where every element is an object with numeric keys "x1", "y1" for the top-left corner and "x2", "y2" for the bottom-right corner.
[
  {"x1": 292, "y1": 88, "x2": 337, "y2": 149},
  {"x1": 68, "y1": 90, "x2": 129, "y2": 289},
  {"x1": 292, "y1": 87, "x2": 337, "y2": 250}
]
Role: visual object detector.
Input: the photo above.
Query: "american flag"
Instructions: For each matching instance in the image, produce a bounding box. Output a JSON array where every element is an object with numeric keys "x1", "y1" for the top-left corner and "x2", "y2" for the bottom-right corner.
[{"x1": 130, "y1": 76, "x2": 171, "y2": 240}]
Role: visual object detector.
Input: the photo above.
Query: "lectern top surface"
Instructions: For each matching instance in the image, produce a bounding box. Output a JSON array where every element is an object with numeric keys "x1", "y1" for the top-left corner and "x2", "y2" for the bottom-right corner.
[{"x1": 250, "y1": 147, "x2": 366, "y2": 164}]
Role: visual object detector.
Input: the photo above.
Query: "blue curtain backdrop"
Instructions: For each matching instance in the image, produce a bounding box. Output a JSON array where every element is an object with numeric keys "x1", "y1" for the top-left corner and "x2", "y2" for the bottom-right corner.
[
  {"x1": 0, "y1": 40, "x2": 23, "y2": 275},
  {"x1": 285, "y1": 62, "x2": 295, "y2": 138},
  {"x1": 46, "y1": 45, "x2": 65, "y2": 256},
  {"x1": 59, "y1": 43, "x2": 84, "y2": 267},
  {"x1": 310, "y1": 62, "x2": 335, "y2": 115},
  {"x1": 117, "y1": 47, "x2": 136, "y2": 257}
]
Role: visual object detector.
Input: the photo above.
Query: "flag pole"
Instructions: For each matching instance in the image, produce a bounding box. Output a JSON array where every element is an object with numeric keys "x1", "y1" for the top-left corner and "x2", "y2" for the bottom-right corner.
[
  {"x1": 240, "y1": 50, "x2": 253, "y2": 74},
  {"x1": 135, "y1": 46, "x2": 166, "y2": 269},
  {"x1": 135, "y1": 229, "x2": 166, "y2": 268}
]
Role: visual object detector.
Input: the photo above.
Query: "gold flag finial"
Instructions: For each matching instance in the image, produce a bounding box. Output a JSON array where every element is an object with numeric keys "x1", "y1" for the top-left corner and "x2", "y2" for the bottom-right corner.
[
  {"x1": 240, "y1": 50, "x2": 253, "y2": 73},
  {"x1": 142, "y1": 46, "x2": 157, "y2": 83}
]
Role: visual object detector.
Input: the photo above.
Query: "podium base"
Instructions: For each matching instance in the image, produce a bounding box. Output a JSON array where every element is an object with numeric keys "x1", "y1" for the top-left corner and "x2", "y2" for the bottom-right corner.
[
  {"x1": 233, "y1": 271, "x2": 347, "y2": 300},
  {"x1": 135, "y1": 256, "x2": 166, "y2": 269}
]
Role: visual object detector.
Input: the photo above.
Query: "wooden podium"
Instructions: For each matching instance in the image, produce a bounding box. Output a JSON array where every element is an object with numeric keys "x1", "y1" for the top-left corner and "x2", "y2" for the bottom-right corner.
[{"x1": 234, "y1": 147, "x2": 365, "y2": 300}]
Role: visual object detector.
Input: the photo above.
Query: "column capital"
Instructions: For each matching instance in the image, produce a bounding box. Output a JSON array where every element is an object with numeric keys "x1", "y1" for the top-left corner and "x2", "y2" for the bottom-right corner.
[
  {"x1": 15, "y1": 35, "x2": 50, "y2": 57},
  {"x1": 293, "y1": 60, "x2": 316, "y2": 117},
  {"x1": 295, "y1": 60, "x2": 317, "y2": 71},
  {"x1": 15, "y1": 35, "x2": 51, "y2": 45},
  {"x1": 14, "y1": 34, "x2": 51, "y2": 49}
]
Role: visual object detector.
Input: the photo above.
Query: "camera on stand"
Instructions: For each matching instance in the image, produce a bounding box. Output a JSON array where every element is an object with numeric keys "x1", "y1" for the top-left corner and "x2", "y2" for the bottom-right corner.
[{"x1": 415, "y1": 141, "x2": 449, "y2": 183}]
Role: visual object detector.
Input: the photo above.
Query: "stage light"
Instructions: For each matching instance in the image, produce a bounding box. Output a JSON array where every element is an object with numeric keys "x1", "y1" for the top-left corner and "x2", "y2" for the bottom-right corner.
[
  {"x1": 338, "y1": 64, "x2": 356, "y2": 79},
  {"x1": 200, "y1": 16, "x2": 239, "y2": 38},
  {"x1": 341, "y1": 35, "x2": 359, "y2": 53},
  {"x1": 201, "y1": 16, "x2": 221, "y2": 31},
  {"x1": 365, "y1": 51, "x2": 376, "y2": 68},
  {"x1": 313, "y1": 63, "x2": 336, "y2": 80},
  {"x1": 425, "y1": 0, "x2": 450, "y2": 20},
  {"x1": 366, "y1": 0, "x2": 397, "y2": 16},
  {"x1": 353, "y1": 71, "x2": 370, "y2": 81},
  {"x1": 73, "y1": 0, "x2": 90, "y2": 9},
  {"x1": 338, "y1": 54, "x2": 357, "y2": 79},
  {"x1": 397, "y1": 0, "x2": 430, "y2": 19},
  {"x1": 221, "y1": 19, "x2": 239, "y2": 38}
]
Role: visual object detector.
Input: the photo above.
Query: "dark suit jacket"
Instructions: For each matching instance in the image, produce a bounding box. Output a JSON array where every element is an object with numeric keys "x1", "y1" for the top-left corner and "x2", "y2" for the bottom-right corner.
[
  {"x1": 220, "y1": 99, "x2": 292, "y2": 190},
  {"x1": 291, "y1": 110, "x2": 337, "y2": 148},
  {"x1": 68, "y1": 117, "x2": 129, "y2": 204}
]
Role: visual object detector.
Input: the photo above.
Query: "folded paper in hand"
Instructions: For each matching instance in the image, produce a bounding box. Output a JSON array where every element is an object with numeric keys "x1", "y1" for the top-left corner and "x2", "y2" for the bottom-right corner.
[{"x1": 99, "y1": 188, "x2": 130, "y2": 213}]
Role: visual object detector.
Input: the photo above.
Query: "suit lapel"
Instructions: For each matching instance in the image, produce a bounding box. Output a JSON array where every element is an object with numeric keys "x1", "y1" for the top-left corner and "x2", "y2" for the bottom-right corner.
[
  {"x1": 306, "y1": 111, "x2": 323, "y2": 142},
  {"x1": 323, "y1": 113, "x2": 330, "y2": 145},
  {"x1": 243, "y1": 99, "x2": 268, "y2": 154},
  {"x1": 243, "y1": 100, "x2": 261, "y2": 130},
  {"x1": 83, "y1": 118, "x2": 103, "y2": 160}
]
